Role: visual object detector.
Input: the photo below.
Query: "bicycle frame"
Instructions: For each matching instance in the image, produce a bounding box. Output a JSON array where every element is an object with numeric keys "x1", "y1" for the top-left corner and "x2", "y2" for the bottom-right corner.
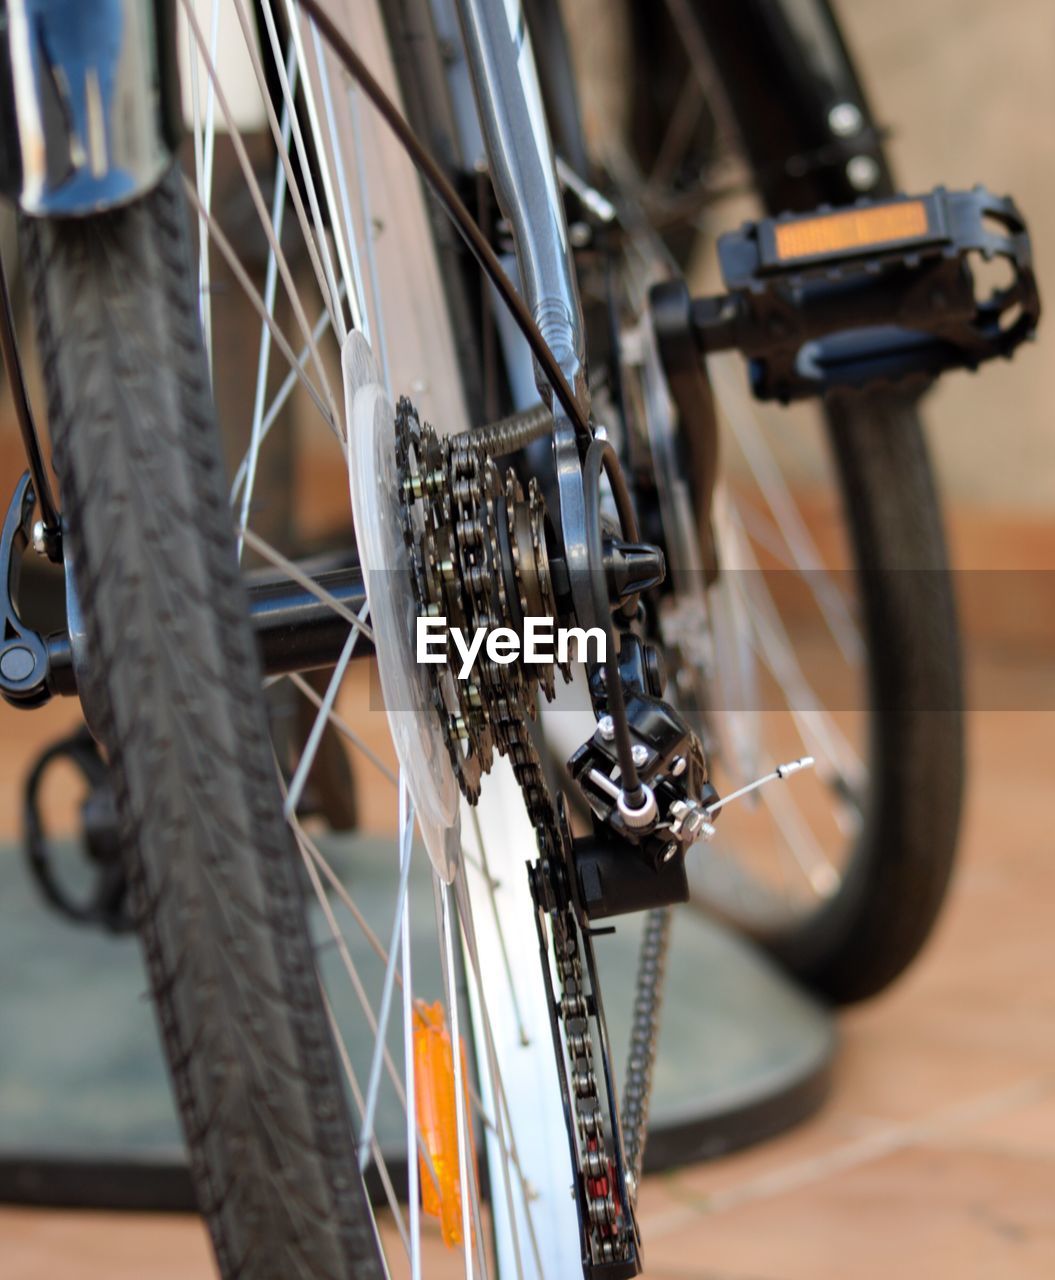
[
  {"x1": 451, "y1": 0, "x2": 603, "y2": 639},
  {"x1": 665, "y1": 0, "x2": 896, "y2": 212}
]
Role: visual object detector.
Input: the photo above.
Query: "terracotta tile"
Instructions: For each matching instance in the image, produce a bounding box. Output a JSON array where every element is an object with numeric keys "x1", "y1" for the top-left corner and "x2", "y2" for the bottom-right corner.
[
  {"x1": 0, "y1": 1209, "x2": 213, "y2": 1280},
  {"x1": 642, "y1": 1145, "x2": 1055, "y2": 1280},
  {"x1": 925, "y1": 1083, "x2": 1055, "y2": 1161}
]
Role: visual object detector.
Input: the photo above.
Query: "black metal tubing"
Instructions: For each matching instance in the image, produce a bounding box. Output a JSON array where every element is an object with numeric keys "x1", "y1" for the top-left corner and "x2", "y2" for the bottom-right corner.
[
  {"x1": 249, "y1": 566, "x2": 372, "y2": 674},
  {"x1": 44, "y1": 565, "x2": 372, "y2": 700},
  {"x1": 680, "y1": 0, "x2": 896, "y2": 213},
  {"x1": 0, "y1": 261, "x2": 61, "y2": 556}
]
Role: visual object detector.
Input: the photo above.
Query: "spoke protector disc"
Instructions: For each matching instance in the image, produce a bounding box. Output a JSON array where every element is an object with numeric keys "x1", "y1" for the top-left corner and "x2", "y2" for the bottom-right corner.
[{"x1": 343, "y1": 332, "x2": 460, "y2": 879}]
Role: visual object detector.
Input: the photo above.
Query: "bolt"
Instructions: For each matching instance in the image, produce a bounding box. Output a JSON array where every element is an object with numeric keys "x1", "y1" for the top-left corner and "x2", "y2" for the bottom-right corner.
[
  {"x1": 662, "y1": 843, "x2": 677, "y2": 863},
  {"x1": 671, "y1": 754, "x2": 686, "y2": 777},
  {"x1": 597, "y1": 715, "x2": 615, "y2": 741},
  {"x1": 31, "y1": 520, "x2": 47, "y2": 557},
  {"x1": 846, "y1": 154, "x2": 880, "y2": 192},
  {"x1": 594, "y1": 424, "x2": 609, "y2": 442},
  {"x1": 631, "y1": 743, "x2": 649, "y2": 768},
  {"x1": 828, "y1": 101, "x2": 863, "y2": 138},
  {"x1": 568, "y1": 221, "x2": 591, "y2": 249},
  {"x1": 0, "y1": 645, "x2": 34, "y2": 682}
]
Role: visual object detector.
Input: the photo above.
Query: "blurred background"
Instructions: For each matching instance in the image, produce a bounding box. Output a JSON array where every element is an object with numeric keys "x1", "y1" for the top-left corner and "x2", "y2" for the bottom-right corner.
[{"x1": 2, "y1": 0, "x2": 1053, "y2": 1276}]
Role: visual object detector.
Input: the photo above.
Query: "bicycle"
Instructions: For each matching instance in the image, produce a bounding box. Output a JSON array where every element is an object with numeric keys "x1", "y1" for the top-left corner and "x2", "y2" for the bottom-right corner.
[{"x1": 0, "y1": 0, "x2": 1038, "y2": 1276}]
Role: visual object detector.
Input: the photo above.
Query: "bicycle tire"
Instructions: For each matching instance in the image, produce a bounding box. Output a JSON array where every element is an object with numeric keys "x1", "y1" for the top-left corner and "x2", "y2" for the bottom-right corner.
[
  {"x1": 751, "y1": 392, "x2": 964, "y2": 1002},
  {"x1": 22, "y1": 166, "x2": 384, "y2": 1280}
]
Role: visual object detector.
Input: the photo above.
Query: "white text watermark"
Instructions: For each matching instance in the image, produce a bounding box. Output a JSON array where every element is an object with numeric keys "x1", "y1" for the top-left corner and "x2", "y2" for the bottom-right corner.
[{"x1": 416, "y1": 616, "x2": 605, "y2": 679}]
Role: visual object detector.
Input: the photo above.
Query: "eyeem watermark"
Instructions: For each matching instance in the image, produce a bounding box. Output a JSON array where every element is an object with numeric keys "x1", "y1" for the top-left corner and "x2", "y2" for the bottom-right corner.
[{"x1": 417, "y1": 616, "x2": 605, "y2": 679}]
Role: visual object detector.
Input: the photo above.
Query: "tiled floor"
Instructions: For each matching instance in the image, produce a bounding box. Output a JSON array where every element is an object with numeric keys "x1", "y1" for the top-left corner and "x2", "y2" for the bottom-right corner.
[{"x1": 3, "y1": 682, "x2": 1053, "y2": 1276}]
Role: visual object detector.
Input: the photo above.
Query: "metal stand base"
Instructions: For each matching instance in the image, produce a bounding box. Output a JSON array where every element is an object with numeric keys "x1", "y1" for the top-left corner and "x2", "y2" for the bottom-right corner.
[{"x1": 0, "y1": 837, "x2": 834, "y2": 1210}]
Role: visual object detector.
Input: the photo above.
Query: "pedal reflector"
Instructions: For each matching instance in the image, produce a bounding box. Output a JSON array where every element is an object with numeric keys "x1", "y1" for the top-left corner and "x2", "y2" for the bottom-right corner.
[{"x1": 773, "y1": 199, "x2": 930, "y2": 263}]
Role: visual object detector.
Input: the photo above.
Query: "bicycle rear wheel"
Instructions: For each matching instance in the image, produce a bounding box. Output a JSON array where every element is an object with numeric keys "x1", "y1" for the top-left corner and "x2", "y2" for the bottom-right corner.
[{"x1": 23, "y1": 3, "x2": 581, "y2": 1275}]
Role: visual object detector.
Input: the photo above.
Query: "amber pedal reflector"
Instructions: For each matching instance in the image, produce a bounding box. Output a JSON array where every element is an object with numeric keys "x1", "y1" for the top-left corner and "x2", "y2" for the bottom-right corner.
[{"x1": 775, "y1": 200, "x2": 929, "y2": 262}]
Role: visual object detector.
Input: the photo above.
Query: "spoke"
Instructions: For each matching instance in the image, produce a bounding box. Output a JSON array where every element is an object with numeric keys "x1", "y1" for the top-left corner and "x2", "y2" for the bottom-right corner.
[
  {"x1": 740, "y1": 577, "x2": 861, "y2": 787},
  {"x1": 311, "y1": 23, "x2": 371, "y2": 337},
  {"x1": 455, "y1": 866, "x2": 537, "y2": 1280},
  {"x1": 319, "y1": 985, "x2": 410, "y2": 1258},
  {"x1": 284, "y1": 617, "x2": 368, "y2": 819},
  {"x1": 736, "y1": 497, "x2": 809, "y2": 573},
  {"x1": 347, "y1": 83, "x2": 393, "y2": 391},
  {"x1": 294, "y1": 817, "x2": 395, "y2": 972},
  {"x1": 470, "y1": 808, "x2": 529, "y2": 1047},
  {"x1": 179, "y1": 0, "x2": 340, "y2": 422},
  {"x1": 661, "y1": 0, "x2": 741, "y2": 156},
  {"x1": 238, "y1": 41, "x2": 298, "y2": 564},
  {"x1": 297, "y1": 819, "x2": 408, "y2": 1108},
  {"x1": 239, "y1": 527, "x2": 374, "y2": 641},
  {"x1": 710, "y1": 357, "x2": 863, "y2": 664},
  {"x1": 199, "y1": 0, "x2": 221, "y2": 374},
  {"x1": 760, "y1": 769, "x2": 841, "y2": 899},
  {"x1": 286, "y1": 671, "x2": 396, "y2": 783},
  {"x1": 286, "y1": 780, "x2": 439, "y2": 1194},
  {"x1": 725, "y1": 502, "x2": 863, "y2": 785},
  {"x1": 646, "y1": 70, "x2": 703, "y2": 194},
  {"x1": 186, "y1": 10, "x2": 211, "y2": 373},
  {"x1": 399, "y1": 780, "x2": 423, "y2": 1280},
  {"x1": 181, "y1": 177, "x2": 335, "y2": 430},
  {"x1": 230, "y1": 295, "x2": 338, "y2": 507},
  {"x1": 358, "y1": 798, "x2": 416, "y2": 1173},
  {"x1": 272, "y1": 2, "x2": 368, "y2": 333},
  {"x1": 246, "y1": 0, "x2": 348, "y2": 334}
]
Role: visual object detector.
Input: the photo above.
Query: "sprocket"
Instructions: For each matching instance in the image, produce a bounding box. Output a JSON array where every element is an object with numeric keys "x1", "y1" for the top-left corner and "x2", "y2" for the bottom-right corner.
[{"x1": 394, "y1": 398, "x2": 562, "y2": 803}]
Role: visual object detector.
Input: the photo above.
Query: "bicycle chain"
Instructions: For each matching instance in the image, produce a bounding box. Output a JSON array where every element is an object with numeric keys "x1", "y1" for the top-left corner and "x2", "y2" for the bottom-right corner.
[{"x1": 394, "y1": 398, "x2": 637, "y2": 1274}]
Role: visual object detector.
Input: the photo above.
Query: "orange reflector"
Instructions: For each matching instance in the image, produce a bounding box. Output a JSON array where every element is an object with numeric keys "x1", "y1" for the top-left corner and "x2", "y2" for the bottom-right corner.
[
  {"x1": 775, "y1": 200, "x2": 929, "y2": 262},
  {"x1": 413, "y1": 999, "x2": 478, "y2": 1248}
]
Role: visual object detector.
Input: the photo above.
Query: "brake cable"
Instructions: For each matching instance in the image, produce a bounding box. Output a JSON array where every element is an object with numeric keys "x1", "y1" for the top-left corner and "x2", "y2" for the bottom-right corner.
[{"x1": 297, "y1": 0, "x2": 590, "y2": 441}]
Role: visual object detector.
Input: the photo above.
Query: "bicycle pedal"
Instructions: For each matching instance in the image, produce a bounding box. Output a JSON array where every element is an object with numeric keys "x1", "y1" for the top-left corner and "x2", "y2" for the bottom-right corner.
[{"x1": 677, "y1": 186, "x2": 1040, "y2": 402}]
